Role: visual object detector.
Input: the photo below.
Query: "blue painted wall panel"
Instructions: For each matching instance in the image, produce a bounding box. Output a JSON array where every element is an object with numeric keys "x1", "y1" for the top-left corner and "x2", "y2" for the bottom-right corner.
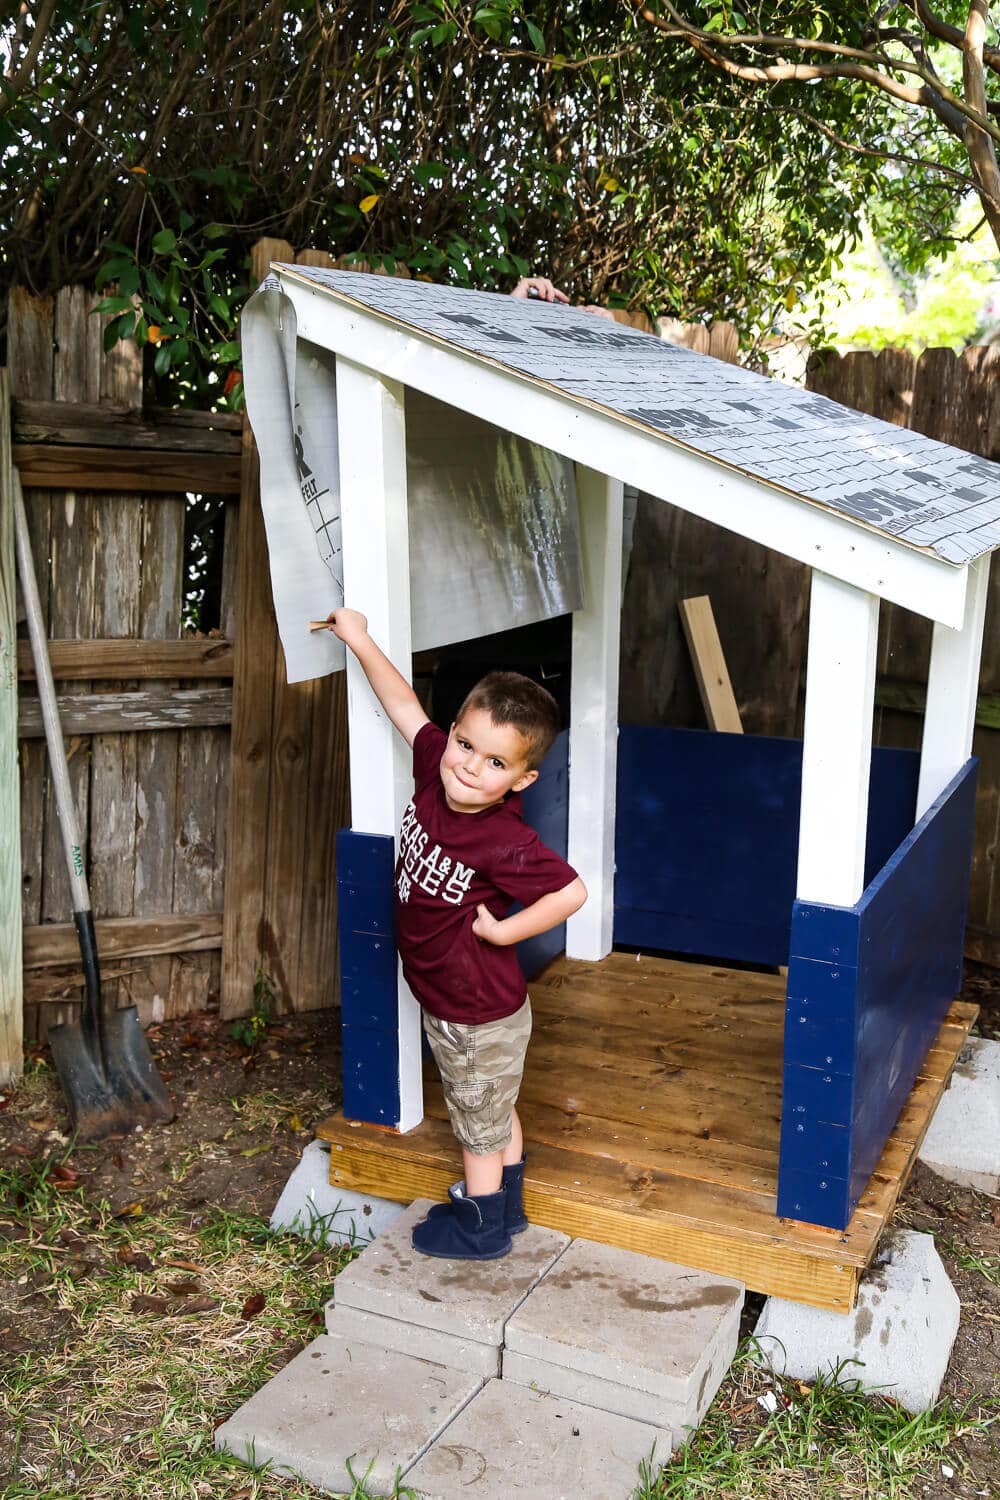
[
  {"x1": 778, "y1": 759, "x2": 977, "y2": 1230},
  {"x1": 613, "y1": 727, "x2": 919, "y2": 968},
  {"x1": 782, "y1": 957, "x2": 857, "y2": 1073},
  {"x1": 340, "y1": 932, "x2": 399, "y2": 1029},
  {"x1": 337, "y1": 828, "x2": 401, "y2": 1126},
  {"x1": 341, "y1": 1024, "x2": 400, "y2": 1125},
  {"x1": 777, "y1": 1166, "x2": 851, "y2": 1230},
  {"x1": 778, "y1": 1108, "x2": 851, "y2": 1178},
  {"x1": 614, "y1": 908, "x2": 792, "y2": 968},
  {"x1": 339, "y1": 880, "x2": 395, "y2": 938},
  {"x1": 788, "y1": 903, "x2": 861, "y2": 966},
  {"x1": 781, "y1": 1061, "x2": 855, "y2": 1127},
  {"x1": 336, "y1": 829, "x2": 396, "y2": 884}
]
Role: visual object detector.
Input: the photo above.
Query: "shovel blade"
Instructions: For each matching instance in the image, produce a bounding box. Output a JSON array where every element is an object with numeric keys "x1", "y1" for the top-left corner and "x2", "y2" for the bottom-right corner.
[{"x1": 49, "y1": 1005, "x2": 174, "y2": 1141}]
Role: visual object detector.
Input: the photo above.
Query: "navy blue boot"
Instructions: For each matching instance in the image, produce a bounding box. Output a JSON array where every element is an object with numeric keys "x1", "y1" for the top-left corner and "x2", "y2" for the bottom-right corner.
[
  {"x1": 412, "y1": 1187, "x2": 511, "y2": 1260},
  {"x1": 426, "y1": 1155, "x2": 529, "y2": 1235}
]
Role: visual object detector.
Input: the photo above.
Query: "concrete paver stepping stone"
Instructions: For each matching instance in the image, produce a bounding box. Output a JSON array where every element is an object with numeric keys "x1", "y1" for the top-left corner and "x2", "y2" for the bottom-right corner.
[
  {"x1": 214, "y1": 1333, "x2": 483, "y2": 1496},
  {"x1": 328, "y1": 1198, "x2": 570, "y2": 1371},
  {"x1": 327, "y1": 1302, "x2": 502, "y2": 1377},
  {"x1": 404, "y1": 1377, "x2": 670, "y2": 1500},
  {"x1": 503, "y1": 1238, "x2": 743, "y2": 1440}
]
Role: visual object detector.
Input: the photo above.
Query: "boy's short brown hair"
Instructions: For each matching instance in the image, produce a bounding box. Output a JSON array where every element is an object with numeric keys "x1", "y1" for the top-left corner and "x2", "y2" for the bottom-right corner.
[{"x1": 456, "y1": 671, "x2": 561, "y2": 769}]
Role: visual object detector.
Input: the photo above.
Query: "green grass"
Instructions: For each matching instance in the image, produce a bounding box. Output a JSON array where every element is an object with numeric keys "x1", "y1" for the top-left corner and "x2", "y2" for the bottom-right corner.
[
  {"x1": 0, "y1": 1155, "x2": 383, "y2": 1499},
  {"x1": 4, "y1": 1153, "x2": 999, "y2": 1500},
  {"x1": 633, "y1": 1344, "x2": 998, "y2": 1500},
  {"x1": 935, "y1": 1237, "x2": 1000, "y2": 1289}
]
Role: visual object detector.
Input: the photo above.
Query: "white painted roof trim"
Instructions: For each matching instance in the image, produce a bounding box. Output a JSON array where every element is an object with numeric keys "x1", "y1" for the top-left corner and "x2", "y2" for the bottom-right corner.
[{"x1": 279, "y1": 269, "x2": 969, "y2": 628}]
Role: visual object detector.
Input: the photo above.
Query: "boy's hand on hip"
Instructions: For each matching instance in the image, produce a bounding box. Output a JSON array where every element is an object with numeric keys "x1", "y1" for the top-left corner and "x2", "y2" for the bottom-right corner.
[
  {"x1": 325, "y1": 608, "x2": 368, "y2": 646},
  {"x1": 473, "y1": 904, "x2": 506, "y2": 945}
]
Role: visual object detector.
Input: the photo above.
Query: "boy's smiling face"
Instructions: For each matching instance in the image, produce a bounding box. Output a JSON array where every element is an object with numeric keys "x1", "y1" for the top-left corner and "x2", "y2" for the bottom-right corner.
[{"x1": 439, "y1": 707, "x2": 539, "y2": 813}]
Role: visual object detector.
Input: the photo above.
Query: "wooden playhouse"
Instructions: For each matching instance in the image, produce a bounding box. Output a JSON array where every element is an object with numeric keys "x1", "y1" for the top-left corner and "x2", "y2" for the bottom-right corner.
[{"x1": 245, "y1": 268, "x2": 996, "y2": 1311}]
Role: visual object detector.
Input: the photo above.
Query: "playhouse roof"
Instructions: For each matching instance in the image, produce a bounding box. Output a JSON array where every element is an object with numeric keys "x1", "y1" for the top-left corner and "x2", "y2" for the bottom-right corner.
[{"x1": 278, "y1": 266, "x2": 1000, "y2": 569}]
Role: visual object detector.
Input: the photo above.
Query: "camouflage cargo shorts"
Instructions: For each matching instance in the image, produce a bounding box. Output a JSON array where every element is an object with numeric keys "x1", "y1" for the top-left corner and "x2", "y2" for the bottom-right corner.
[{"x1": 422, "y1": 998, "x2": 532, "y2": 1155}]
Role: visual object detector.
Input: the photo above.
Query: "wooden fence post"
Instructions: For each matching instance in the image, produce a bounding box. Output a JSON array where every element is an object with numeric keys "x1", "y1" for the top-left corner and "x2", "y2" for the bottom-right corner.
[
  {"x1": 0, "y1": 369, "x2": 23, "y2": 1084},
  {"x1": 220, "y1": 238, "x2": 291, "y2": 1017}
]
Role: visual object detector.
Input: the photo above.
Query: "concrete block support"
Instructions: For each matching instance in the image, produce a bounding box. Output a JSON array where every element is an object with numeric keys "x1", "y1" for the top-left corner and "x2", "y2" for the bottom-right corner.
[
  {"x1": 268, "y1": 1139, "x2": 405, "y2": 1245},
  {"x1": 753, "y1": 1230, "x2": 960, "y2": 1413},
  {"x1": 919, "y1": 1037, "x2": 1000, "y2": 1194}
]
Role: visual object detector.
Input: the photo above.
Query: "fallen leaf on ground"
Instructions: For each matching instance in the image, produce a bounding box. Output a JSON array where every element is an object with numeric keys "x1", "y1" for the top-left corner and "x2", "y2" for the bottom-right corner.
[
  {"x1": 116, "y1": 1247, "x2": 154, "y2": 1271},
  {"x1": 132, "y1": 1294, "x2": 171, "y2": 1315},
  {"x1": 26, "y1": 1117, "x2": 55, "y2": 1132},
  {"x1": 241, "y1": 1293, "x2": 266, "y2": 1320},
  {"x1": 178, "y1": 1295, "x2": 218, "y2": 1315},
  {"x1": 167, "y1": 1278, "x2": 202, "y2": 1296},
  {"x1": 163, "y1": 1258, "x2": 207, "y2": 1274},
  {"x1": 114, "y1": 1201, "x2": 144, "y2": 1219}
]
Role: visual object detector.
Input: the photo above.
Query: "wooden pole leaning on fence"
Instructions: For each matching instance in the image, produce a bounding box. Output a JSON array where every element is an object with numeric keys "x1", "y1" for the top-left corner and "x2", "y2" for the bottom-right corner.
[
  {"x1": 0, "y1": 369, "x2": 24, "y2": 1085},
  {"x1": 678, "y1": 595, "x2": 743, "y2": 734}
]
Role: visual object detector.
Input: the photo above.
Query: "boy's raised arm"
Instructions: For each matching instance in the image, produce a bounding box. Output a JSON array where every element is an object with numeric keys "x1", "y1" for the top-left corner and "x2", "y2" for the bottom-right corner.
[{"x1": 325, "y1": 608, "x2": 429, "y2": 747}]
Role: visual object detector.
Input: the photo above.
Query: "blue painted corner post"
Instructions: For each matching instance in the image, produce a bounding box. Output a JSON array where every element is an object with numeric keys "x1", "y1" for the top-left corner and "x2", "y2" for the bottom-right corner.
[
  {"x1": 336, "y1": 828, "x2": 400, "y2": 1125},
  {"x1": 778, "y1": 760, "x2": 977, "y2": 1230}
]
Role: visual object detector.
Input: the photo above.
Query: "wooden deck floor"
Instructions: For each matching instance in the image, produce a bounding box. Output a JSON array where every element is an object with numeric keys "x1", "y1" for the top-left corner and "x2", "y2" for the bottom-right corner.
[{"x1": 317, "y1": 952, "x2": 976, "y2": 1311}]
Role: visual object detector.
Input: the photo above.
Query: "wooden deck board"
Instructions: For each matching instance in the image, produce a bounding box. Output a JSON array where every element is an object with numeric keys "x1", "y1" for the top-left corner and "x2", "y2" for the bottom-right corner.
[{"x1": 317, "y1": 956, "x2": 977, "y2": 1311}]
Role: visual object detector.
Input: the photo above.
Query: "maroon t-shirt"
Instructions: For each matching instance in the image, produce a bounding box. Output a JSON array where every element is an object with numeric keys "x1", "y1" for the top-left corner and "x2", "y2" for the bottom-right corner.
[{"x1": 394, "y1": 722, "x2": 578, "y2": 1023}]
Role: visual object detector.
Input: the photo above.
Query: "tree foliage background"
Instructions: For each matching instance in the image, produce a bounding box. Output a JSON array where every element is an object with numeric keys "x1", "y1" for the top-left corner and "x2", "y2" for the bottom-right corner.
[{"x1": 1, "y1": 1, "x2": 988, "y2": 401}]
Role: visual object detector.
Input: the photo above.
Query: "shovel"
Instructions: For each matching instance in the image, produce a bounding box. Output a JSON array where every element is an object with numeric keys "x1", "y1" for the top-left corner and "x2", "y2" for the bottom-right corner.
[{"x1": 11, "y1": 465, "x2": 173, "y2": 1140}]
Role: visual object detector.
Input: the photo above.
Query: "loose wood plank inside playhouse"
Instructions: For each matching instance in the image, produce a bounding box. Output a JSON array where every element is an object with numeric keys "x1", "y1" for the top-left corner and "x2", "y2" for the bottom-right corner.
[{"x1": 317, "y1": 953, "x2": 976, "y2": 1311}]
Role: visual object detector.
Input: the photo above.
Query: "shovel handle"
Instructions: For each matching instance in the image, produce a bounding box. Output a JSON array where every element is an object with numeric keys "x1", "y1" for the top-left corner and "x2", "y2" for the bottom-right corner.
[{"x1": 12, "y1": 467, "x2": 93, "y2": 917}]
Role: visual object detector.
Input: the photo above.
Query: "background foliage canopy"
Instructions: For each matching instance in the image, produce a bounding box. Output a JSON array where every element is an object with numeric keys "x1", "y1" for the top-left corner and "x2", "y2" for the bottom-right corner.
[{"x1": 1, "y1": 1, "x2": 973, "y2": 400}]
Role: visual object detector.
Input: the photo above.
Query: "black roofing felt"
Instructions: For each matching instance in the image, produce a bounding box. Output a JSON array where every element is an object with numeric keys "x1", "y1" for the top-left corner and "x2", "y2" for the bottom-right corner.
[{"x1": 279, "y1": 266, "x2": 1000, "y2": 567}]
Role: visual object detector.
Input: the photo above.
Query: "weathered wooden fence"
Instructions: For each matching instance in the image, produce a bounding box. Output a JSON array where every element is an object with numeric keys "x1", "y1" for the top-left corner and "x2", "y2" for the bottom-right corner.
[
  {"x1": 7, "y1": 285, "x2": 238, "y2": 1051},
  {"x1": 2, "y1": 242, "x2": 352, "y2": 1087}
]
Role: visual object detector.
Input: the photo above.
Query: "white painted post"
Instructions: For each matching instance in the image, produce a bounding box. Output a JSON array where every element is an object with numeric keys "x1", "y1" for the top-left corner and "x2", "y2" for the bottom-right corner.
[
  {"x1": 335, "y1": 357, "x2": 422, "y2": 1131},
  {"x1": 796, "y1": 571, "x2": 880, "y2": 908},
  {"x1": 916, "y1": 554, "x2": 990, "y2": 821},
  {"x1": 566, "y1": 466, "x2": 624, "y2": 960}
]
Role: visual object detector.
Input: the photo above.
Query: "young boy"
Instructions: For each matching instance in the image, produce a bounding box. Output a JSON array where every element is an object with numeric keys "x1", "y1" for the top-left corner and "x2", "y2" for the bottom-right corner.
[{"x1": 326, "y1": 608, "x2": 587, "y2": 1261}]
